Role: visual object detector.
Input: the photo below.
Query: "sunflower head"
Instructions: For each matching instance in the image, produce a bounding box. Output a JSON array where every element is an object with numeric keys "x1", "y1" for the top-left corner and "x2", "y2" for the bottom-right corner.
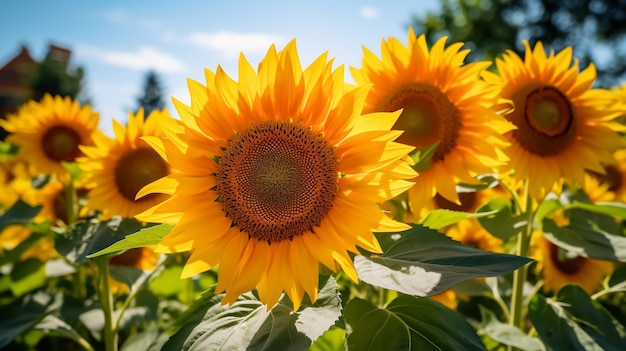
[
  {"x1": 136, "y1": 40, "x2": 416, "y2": 310},
  {"x1": 78, "y1": 109, "x2": 171, "y2": 219},
  {"x1": 351, "y1": 28, "x2": 512, "y2": 220},
  {"x1": 484, "y1": 41, "x2": 625, "y2": 199},
  {"x1": 0, "y1": 94, "x2": 100, "y2": 177},
  {"x1": 531, "y1": 232, "x2": 613, "y2": 294}
]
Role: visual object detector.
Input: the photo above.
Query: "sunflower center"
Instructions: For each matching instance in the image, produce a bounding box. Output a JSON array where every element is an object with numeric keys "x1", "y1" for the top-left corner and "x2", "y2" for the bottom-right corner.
[
  {"x1": 216, "y1": 121, "x2": 338, "y2": 243},
  {"x1": 42, "y1": 125, "x2": 82, "y2": 162},
  {"x1": 110, "y1": 248, "x2": 144, "y2": 267},
  {"x1": 548, "y1": 243, "x2": 585, "y2": 275},
  {"x1": 513, "y1": 86, "x2": 576, "y2": 156},
  {"x1": 114, "y1": 147, "x2": 169, "y2": 202},
  {"x1": 377, "y1": 83, "x2": 461, "y2": 162},
  {"x1": 434, "y1": 191, "x2": 477, "y2": 212},
  {"x1": 590, "y1": 165, "x2": 622, "y2": 192}
]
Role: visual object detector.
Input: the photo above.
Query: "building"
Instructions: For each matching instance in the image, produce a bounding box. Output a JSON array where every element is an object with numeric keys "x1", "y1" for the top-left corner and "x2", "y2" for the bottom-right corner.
[{"x1": 0, "y1": 43, "x2": 72, "y2": 140}]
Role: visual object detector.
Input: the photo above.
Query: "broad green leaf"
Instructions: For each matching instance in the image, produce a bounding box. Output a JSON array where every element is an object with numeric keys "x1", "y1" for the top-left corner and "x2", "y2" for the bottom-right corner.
[
  {"x1": 309, "y1": 326, "x2": 345, "y2": 351},
  {"x1": 421, "y1": 208, "x2": 498, "y2": 229},
  {"x1": 55, "y1": 217, "x2": 145, "y2": 263},
  {"x1": 529, "y1": 285, "x2": 626, "y2": 351},
  {"x1": 7, "y1": 258, "x2": 47, "y2": 296},
  {"x1": 344, "y1": 296, "x2": 486, "y2": 351},
  {"x1": 87, "y1": 223, "x2": 173, "y2": 258},
  {"x1": 542, "y1": 218, "x2": 626, "y2": 262},
  {"x1": 148, "y1": 265, "x2": 189, "y2": 297},
  {"x1": 121, "y1": 325, "x2": 169, "y2": 351},
  {"x1": 566, "y1": 201, "x2": 626, "y2": 220},
  {"x1": 534, "y1": 198, "x2": 563, "y2": 225},
  {"x1": 34, "y1": 315, "x2": 87, "y2": 346},
  {"x1": 0, "y1": 292, "x2": 58, "y2": 348},
  {"x1": 163, "y1": 276, "x2": 342, "y2": 351},
  {"x1": 478, "y1": 306, "x2": 544, "y2": 351},
  {"x1": 0, "y1": 200, "x2": 42, "y2": 232},
  {"x1": 477, "y1": 198, "x2": 526, "y2": 241},
  {"x1": 354, "y1": 225, "x2": 531, "y2": 296}
]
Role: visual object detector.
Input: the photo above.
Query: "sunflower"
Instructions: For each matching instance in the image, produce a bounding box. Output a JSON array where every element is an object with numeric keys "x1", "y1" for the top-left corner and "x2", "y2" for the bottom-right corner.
[
  {"x1": 585, "y1": 149, "x2": 626, "y2": 203},
  {"x1": 0, "y1": 94, "x2": 100, "y2": 177},
  {"x1": 0, "y1": 158, "x2": 37, "y2": 209},
  {"x1": 531, "y1": 233, "x2": 613, "y2": 294},
  {"x1": 445, "y1": 219, "x2": 503, "y2": 253},
  {"x1": 484, "y1": 41, "x2": 624, "y2": 199},
  {"x1": 108, "y1": 247, "x2": 160, "y2": 294},
  {"x1": 135, "y1": 40, "x2": 416, "y2": 310},
  {"x1": 0, "y1": 224, "x2": 57, "y2": 262},
  {"x1": 350, "y1": 28, "x2": 512, "y2": 220},
  {"x1": 77, "y1": 109, "x2": 171, "y2": 219}
]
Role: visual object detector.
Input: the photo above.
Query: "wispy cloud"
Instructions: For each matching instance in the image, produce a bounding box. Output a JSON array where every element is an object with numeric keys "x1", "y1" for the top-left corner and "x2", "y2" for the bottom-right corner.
[
  {"x1": 77, "y1": 45, "x2": 186, "y2": 73},
  {"x1": 185, "y1": 30, "x2": 286, "y2": 58},
  {"x1": 102, "y1": 8, "x2": 161, "y2": 30},
  {"x1": 359, "y1": 6, "x2": 379, "y2": 20}
]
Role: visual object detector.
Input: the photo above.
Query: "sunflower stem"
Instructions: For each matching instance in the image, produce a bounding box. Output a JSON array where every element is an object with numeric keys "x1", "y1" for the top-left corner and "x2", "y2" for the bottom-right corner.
[
  {"x1": 64, "y1": 179, "x2": 78, "y2": 226},
  {"x1": 508, "y1": 185, "x2": 534, "y2": 351},
  {"x1": 96, "y1": 258, "x2": 118, "y2": 351}
]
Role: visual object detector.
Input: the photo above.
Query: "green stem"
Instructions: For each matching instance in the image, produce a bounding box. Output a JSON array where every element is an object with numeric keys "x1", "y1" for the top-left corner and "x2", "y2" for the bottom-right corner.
[
  {"x1": 96, "y1": 259, "x2": 118, "y2": 351},
  {"x1": 64, "y1": 180, "x2": 78, "y2": 226},
  {"x1": 508, "y1": 185, "x2": 534, "y2": 349}
]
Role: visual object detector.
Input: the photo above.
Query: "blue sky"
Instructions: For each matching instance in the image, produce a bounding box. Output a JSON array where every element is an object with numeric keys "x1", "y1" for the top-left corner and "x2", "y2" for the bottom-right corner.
[{"x1": 1, "y1": 0, "x2": 438, "y2": 136}]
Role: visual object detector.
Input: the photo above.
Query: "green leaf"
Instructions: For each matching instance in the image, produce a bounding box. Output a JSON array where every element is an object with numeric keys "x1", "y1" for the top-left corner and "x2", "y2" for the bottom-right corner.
[
  {"x1": 421, "y1": 208, "x2": 498, "y2": 229},
  {"x1": 0, "y1": 292, "x2": 58, "y2": 348},
  {"x1": 566, "y1": 201, "x2": 626, "y2": 220},
  {"x1": 344, "y1": 295, "x2": 486, "y2": 351},
  {"x1": 34, "y1": 315, "x2": 87, "y2": 346},
  {"x1": 163, "y1": 276, "x2": 342, "y2": 351},
  {"x1": 308, "y1": 326, "x2": 345, "y2": 351},
  {"x1": 0, "y1": 231, "x2": 45, "y2": 266},
  {"x1": 529, "y1": 285, "x2": 626, "y2": 351},
  {"x1": 0, "y1": 141, "x2": 19, "y2": 156},
  {"x1": 477, "y1": 198, "x2": 526, "y2": 241},
  {"x1": 478, "y1": 306, "x2": 544, "y2": 351},
  {"x1": 7, "y1": 258, "x2": 48, "y2": 296},
  {"x1": 87, "y1": 223, "x2": 173, "y2": 258},
  {"x1": 542, "y1": 218, "x2": 626, "y2": 262},
  {"x1": 0, "y1": 200, "x2": 42, "y2": 232},
  {"x1": 409, "y1": 142, "x2": 439, "y2": 172},
  {"x1": 55, "y1": 217, "x2": 145, "y2": 263},
  {"x1": 354, "y1": 225, "x2": 531, "y2": 296}
]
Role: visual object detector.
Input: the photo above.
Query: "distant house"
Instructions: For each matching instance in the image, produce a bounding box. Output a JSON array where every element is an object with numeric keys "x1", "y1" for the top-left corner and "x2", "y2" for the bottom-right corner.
[{"x1": 0, "y1": 43, "x2": 72, "y2": 140}]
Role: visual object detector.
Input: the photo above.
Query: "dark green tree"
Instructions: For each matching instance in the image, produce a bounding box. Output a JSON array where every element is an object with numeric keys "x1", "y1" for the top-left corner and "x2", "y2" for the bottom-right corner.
[
  {"x1": 28, "y1": 57, "x2": 85, "y2": 101},
  {"x1": 410, "y1": 0, "x2": 626, "y2": 87},
  {"x1": 136, "y1": 70, "x2": 166, "y2": 118}
]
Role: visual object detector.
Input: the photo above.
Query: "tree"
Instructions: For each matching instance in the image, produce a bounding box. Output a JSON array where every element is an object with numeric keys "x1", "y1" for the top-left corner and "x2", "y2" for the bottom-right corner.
[
  {"x1": 28, "y1": 57, "x2": 86, "y2": 101},
  {"x1": 410, "y1": 0, "x2": 626, "y2": 87},
  {"x1": 136, "y1": 70, "x2": 166, "y2": 118}
]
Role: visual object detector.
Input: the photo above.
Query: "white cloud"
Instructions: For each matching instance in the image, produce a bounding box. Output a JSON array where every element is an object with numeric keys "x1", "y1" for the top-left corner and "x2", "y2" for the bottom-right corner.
[
  {"x1": 77, "y1": 45, "x2": 186, "y2": 73},
  {"x1": 359, "y1": 6, "x2": 379, "y2": 19},
  {"x1": 102, "y1": 8, "x2": 161, "y2": 30},
  {"x1": 185, "y1": 30, "x2": 286, "y2": 58}
]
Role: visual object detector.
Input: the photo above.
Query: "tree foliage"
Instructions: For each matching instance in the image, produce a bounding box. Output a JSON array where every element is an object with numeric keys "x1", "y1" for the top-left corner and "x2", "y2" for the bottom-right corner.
[
  {"x1": 410, "y1": 0, "x2": 626, "y2": 87},
  {"x1": 27, "y1": 58, "x2": 85, "y2": 101},
  {"x1": 136, "y1": 70, "x2": 166, "y2": 118}
]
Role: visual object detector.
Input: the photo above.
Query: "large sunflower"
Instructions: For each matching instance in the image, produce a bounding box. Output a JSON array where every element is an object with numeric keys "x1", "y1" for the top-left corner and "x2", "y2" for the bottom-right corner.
[
  {"x1": 136, "y1": 40, "x2": 416, "y2": 310},
  {"x1": 0, "y1": 94, "x2": 100, "y2": 177},
  {"x1": 350, "y1": 28, "x2": 513, "y2": 220},
  {"x1": 78, "y1": 109, "x2": 171, "y2": 219},
  {"x1": 484, "y1": 41, "x2": 624, "y2": 198},
  {"x1": 531, "y1": 233, "x2": 613, "y2": 294},
  {"x1": 585, "y1": 149, "x2": 626, "y2": 203}
]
